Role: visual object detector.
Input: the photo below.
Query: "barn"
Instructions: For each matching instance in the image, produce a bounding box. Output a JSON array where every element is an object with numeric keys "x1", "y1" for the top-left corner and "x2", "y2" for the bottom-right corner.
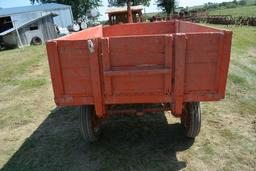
[
  {"x1": 0, "y1": 3, "x2": 74, "y2": 48},
  {"x1": 0, "y1": 13, "x2": 57, "y2": 48},
  {"x1": 0, "y1": 3, "x2": 73, "y2": 33}
]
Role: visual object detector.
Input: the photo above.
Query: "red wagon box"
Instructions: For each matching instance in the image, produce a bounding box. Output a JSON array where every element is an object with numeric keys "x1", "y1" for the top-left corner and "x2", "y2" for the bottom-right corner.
[{"x1": 46, "y1": 20, "x2": 232, "y2": 142}]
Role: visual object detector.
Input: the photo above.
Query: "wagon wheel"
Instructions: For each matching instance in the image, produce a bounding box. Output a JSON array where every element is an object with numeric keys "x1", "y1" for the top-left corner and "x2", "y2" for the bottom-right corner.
[
  {"x1": 30, "y1": 37, "x2": 42, "y2": 45},
  {"x1": 181, "y1": 102, "x2": 201, "y2": 138},
  {"x1": 80, "y1": 105, "x2": 101, "y2": 143}
]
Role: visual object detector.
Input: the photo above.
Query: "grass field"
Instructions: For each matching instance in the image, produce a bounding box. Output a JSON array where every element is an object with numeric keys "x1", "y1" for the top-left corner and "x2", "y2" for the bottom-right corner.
[
  {"x1": 146, "y1": 0, "x2": 256, "y2": 18},
  {"x1": 243, "y1": 0, "x2": 256, "y2": 5},
  {"x1": 209, "y1": 5, "x2": 256, "y2": 17},
  {"x1": 0, "y1": 25, "x2": 256, "y2": 171}
]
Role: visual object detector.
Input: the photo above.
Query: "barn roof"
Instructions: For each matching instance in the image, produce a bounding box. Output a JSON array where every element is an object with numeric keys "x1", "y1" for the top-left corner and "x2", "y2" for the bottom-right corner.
[
  {"x1": 106, "y1": 5, "x2": 143, "y2": 14},
  {"x1": 0, "y1": 13, "x2": 57, "y2": 36},
  {"x1": 0, "y1": 3, "x2": 70, "y2": 17}
]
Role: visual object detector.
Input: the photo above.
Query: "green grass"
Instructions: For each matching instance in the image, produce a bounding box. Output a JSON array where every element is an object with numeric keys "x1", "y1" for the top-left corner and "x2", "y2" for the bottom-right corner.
[
  {"x1": 0, "y1": 46, "x2": 46, "y2": 84},
  {"x1": 8, "y1": 79, "x2": 47, "y2": 89},
  {"x1": 228, "y1": 26, "x2": 256, "y2": 53},
  {"x1": 222, "y1": 26, "x2": 256, "y2": 115},
  {"x1": 0, "y1": 45, "x2": 50, "y2": 129},
  {"x1": 209, "y1": 5, "x2": 256, "y2": 17},
  {"x1": 245, "y1": 0, "x2": 256, "y2": 5},
  {"x1": 146, "y1": 0, "x2": 256, "y2": 18},
  {"x1": 228, "y1": 73, "x2": 247, "y2": 85}
]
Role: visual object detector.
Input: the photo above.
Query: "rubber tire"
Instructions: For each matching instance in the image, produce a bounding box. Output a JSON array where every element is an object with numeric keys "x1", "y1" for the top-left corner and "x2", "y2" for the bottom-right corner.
[
  {"x1": 181, "y1": 102, "x2": 201, "y2": 138},
  {"x1": 80, "y1": 105, "x2": 101, "y2": 143},
  {"x1": 30, "y1": 37, "x2": 42, "y2": 45}
]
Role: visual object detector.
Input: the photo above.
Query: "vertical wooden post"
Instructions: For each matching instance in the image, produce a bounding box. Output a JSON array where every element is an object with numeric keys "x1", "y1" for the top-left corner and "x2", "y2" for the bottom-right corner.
[
  {"x1": 173, "y1": 34, "x2": 187, "y2": 116},
  {"x1": 218, "y1": 31, "x2": 232, "y2": 98},
  {"x1": 46, "y1": 41, "x2": 64, "y2": 100},
  {"x1": 164, "y1": 35, "x2": 173, "y2": 94},
  {"x1": 88, "y1": 38, "x2": 105, "y2": 116},
  {"x1": 102, "y1": 38, "x2": 112, "y2": 96}
]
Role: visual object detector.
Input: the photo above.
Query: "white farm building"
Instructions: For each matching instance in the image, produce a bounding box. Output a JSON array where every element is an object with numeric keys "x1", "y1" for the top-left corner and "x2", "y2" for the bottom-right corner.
[
  {"x1": 0, "y1": 3, "x2": 73, "y2": 29},
  {"x1": 0, "y1": 3, "x2": 74, "y2": 48}
]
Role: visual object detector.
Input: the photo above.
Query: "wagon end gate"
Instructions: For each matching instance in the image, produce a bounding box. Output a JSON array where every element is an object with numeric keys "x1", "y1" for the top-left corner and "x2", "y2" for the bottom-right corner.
[{"x1": 101, "y1": 34, "x2": 174, "y2": 115}]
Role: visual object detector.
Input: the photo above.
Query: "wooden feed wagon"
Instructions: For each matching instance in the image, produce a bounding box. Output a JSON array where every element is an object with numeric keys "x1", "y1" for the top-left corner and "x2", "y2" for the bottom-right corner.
[{"x1": 46, "y1": 20, "x2": 232, "y2": 142}]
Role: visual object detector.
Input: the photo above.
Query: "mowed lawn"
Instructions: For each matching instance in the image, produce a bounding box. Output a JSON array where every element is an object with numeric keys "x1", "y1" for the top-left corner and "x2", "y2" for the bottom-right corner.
[{"x1": 0, "y1": 25, "x2": 256, "y2": 171}]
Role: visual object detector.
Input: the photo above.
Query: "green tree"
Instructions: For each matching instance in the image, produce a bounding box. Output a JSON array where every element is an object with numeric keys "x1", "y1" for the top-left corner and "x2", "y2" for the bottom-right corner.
[
  {"x1": 30, "y1": 0, "x2": 102, "y2": 19},
  {"x1": 108, "y1": 0, "x2": 150, "y2": 23},
  {"x1": 233, "y1": 0, "x2": 238, "y2": 5},
  {"x1": 156, "y1": 0, "x2": 176, "y2": 16},
  {"x1": 239, "y1": 0, "x2": 247, "y2": 5}
]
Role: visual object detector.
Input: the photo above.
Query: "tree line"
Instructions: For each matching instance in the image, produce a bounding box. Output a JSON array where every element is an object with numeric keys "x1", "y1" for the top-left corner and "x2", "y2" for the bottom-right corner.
[
  {"x1": 30, "y1": 0, "x2": 176, "y2": 20},
  {"x1": 202, "y1": 0, "x2": 251, "y2": 10}
]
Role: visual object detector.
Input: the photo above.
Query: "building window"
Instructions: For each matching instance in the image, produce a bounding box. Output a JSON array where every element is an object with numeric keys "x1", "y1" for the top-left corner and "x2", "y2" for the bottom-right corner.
[
  {"x1": 0, "y1": 16, "x2": 13, "y2": 33},
  {"x1": 30, "y1": 24, "x2": 38, "y2": 31}
]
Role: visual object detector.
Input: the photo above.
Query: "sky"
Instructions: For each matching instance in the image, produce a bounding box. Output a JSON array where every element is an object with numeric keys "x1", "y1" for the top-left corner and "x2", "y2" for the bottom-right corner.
[{"x1": 0, "y1": 0, "x2": 232, "y2": 20}]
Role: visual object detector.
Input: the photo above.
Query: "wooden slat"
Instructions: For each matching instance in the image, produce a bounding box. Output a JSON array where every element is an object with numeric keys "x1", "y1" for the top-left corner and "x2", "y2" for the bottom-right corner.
[
  {"x1": 101, "y1": 38, "x2": 112, "y2": 96},
  {"x1": 63, "y1": 79, "x2": 93, "y2": 96},
  {"x1": 184, "y1": 93, "x2": 221, "y2": 102},
  {"x1": 103, "y1": 21, "x2": 175, "y2": 37},
  {"x1": 214, "y1": 33, "x2": 224, "y2": 92},
  {"x1": 46, "y1": 41, "x2": 64, "y2": 97},
  {"x1": 179, "y1": 21, "x2": 222, "y2": 33},
  {"x1": 61, "y1": 67, "x2": 91, "y2": 80},
  {"x1": 184, "y1": 33, "x2": 224, "y2": 93},
  {"x1": 185, "y1": 76, "x2": 216, "y2": 92},
  {"x1": 164, "y1": 35, "x2": 173, "y2": 94},
  {"x1": 185, "y1": 63, "x2": 217, "y2": 76},
  {"x1": 173, "y1": 34, "x2": 187, "y2": 115},
  {"x1": 110, "y1": 38, "x2": 165, "y2": 53},
  {"x1": 57, "y1": 40, "x2": 95, "y2": 98},
  {"x1": 111, "y1": 65, "x2": 164, "y2": 70},
  {"x1": 185, "y1": 33, "x2": 221, "y2": 64},
  {"x1": 58, "y1": 25, "x2": 103, "y2": 40},
  {"x1": 105, "y1": 95, "x2": 172, "y2": 104},
  {"x1": 111, "y1": 75, "x2": 164, "y2": 94},
  {"x1": 110, "y1": 53, "x2": 165, "y2": 67},
  {"x1": 88, "y1": 38, "x2": 105, "y2": 115},
  {"x1": 55, "y1": 96, "x2": 94, "y2": 106},
  {"x1": 109, "y1": 36, "x2": 165, "y2": 67},
  {"x1": 59, "y1": 53, "x2": 90, "y2": 68},
  {"x1": 57, "y1": 40, "x2": 88, "y2": 48},
  {"x1": 217, "y1": 31, "x2": 232, "y2": 98},
  {"x1": 104, "y1": 68, "x2": 171, "y2": 76}
]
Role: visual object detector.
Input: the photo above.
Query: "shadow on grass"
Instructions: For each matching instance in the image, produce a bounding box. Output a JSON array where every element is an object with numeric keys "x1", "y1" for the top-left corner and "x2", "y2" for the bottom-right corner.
[{"x1": 1, "y1": 106, "x2": 194, "y2": 171}]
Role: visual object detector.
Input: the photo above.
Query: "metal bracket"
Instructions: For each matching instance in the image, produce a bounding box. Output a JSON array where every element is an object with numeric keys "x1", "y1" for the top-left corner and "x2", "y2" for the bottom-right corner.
[{"x1": 87, "y1": 39, "x2": 94, "y2": 54}]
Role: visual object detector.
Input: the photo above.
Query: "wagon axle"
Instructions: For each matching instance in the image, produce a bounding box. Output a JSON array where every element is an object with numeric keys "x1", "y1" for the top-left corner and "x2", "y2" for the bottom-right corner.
[
  {"x1": 79, "y1": 102, "x2": 202, "y2": 143},
  {"x1": 106, "y1": 103, "x2": 172, "y2": 116}
]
